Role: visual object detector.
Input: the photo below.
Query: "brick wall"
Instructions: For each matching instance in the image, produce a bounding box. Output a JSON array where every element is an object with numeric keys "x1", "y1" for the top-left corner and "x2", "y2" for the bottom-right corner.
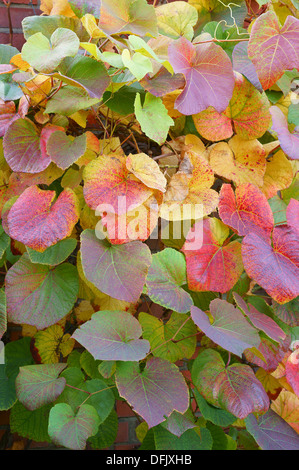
[{"x1": 0, "y1": 0, "x2": 41, "y2": 50}]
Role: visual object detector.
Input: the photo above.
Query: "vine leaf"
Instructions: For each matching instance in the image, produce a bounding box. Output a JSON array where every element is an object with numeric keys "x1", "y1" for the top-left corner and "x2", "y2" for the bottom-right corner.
[
  {"x1": 155, "y1": 1, "x2": 198, "y2": 41},
  {"x1": 115, "y1": 357, "x2": 189, "y2": 428},
  {"x1": 191, "y1": 299, "x2": 260, "y2": 357},
  {"x1": 72, "y1": 310, "x2": 150, "y2": 361},
  {"x1": 125, "y1": 153, "x2": 167, "y2": 193},
  {"x1": 6, "y1": 254, "x2": 79, "y2": 329},
  {"x1": 248, "y1": 11, "x2": 299, "y2": 90},
  {"x1": 33, "y1": 324, "x2": 75, "y2": 363},
  {"x1": 242, "y1": 226, "x2": 299, "y2": 304},
  {"x1": 193, "y1": 72, "x2": 271, "y2": 141},
  {"x1": 233, "y1": 293, "x2": 286, "y2": 344},
  {"x1": 16, "y1": 364, "x2": 67, "y2": 410},
  {"x1": 3, "y1": 119, "x2": 61, "y2": 173},
  {"x1": 270, "y1": 105, "x2": 299, "y2": 160},
  {"x1": 182, "y1": 218, "x2": 243, "y2": 293},
  {"x1": 46, "y1": 131, "x2": 87, "y2": 169},
  {"x1": 99, "y1": 0, "x2": 158, "y2": 36},
  {"x1": 145, "y1": 248, "x2": 193, "y2": 313},
  {"x1": 80, "y1": 229, "x2": 152, "y2": 302},
  {"x1": 83, "y1": 154, "x2": 153, "y2": 214},
  {"x1": 192, "y1": 349, "x2": 269, "y2": 419},
  {"x1": 167, "y1": 36, "x2": 234, "y2": 115},
  {"x1": 232, "y1": 41, "x2": 262, "y2": 92},
  {"x1": 7, "y1": 186, "x2": 79, "y2": 252},
  {"x1": 21, "y1": 28, "x2": 79, "y2": 73},
  {"x1": 48, "y1": 403, "x2": 100, "y2": 450},
  {"x1": 218, "y1": 183, "x2": 274, "y2": 239},
  {"x1": 245, "y1": 409, "x2": 299, "y2": 450},
  {"x1": 134, "y1": 92, "x2": 174, "y2": 145},
  {"x1": 285, "y1": 350, "x2": 299, "y2": 396}
]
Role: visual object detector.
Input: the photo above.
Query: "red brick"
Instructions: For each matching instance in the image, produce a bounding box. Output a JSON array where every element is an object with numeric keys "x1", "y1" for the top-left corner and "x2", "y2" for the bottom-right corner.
[
  {"x1": 115, "y1": 421, "x2": 129, "y2": 443},
  {"x1": 5, "y1": 1, "x2": 38, "y2": 5},
  {"x1": 116, "y1": 401, "x2": 136, "y2": 418},
  {"x1": 0, "y1": 32, "x2": 26, "y2": 49},
  {"x1": 0, "y1": 6, "x2": 39, "y2": 29}
]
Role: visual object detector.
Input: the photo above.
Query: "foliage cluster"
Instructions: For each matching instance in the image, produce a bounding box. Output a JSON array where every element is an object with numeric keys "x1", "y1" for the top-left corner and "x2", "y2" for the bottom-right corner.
[{"x1": 0, "y1": 0, "x2": 298, "y2": 451}]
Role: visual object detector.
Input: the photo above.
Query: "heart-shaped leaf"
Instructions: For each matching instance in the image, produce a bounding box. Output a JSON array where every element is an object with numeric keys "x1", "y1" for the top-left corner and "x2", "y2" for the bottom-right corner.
[
  {"x1": 46, "y1": 131, "x2": 87, "y2": 169},
  {"x1": 191, "y1": 299, "x2": 260, "y2": 357},
  {"x1": 285, "y1": 349, "x2": 299, "y2": 396},
  {"x1": 99, "y1": 0, "x2": 158, "y2": 36},
  {"x1": 248, "y1": 11, "x2": 299, "y2": 90},
  {"x1": 242, "y1": 226, "x2": 299, "y2": 304},
  {"x1": 208, "y1": 135, "x2": 267, "y2": 187},
  {"x1": 245, "y1": 409, "x2": 299, "y2": 450},
  {"x1": 115, "y1": 357, "x2": 189, "y2": 428},
  {"x1": 22, "y1": 28, "x2": 80, "y2": 73},
  {"x1": 168, "y1": 36, "x2": 234, "y2": 115},
  {"x1": 193, "y1": 72, "x2": 271, "y2": 141},
  {"x1": 54, "y1": 55, "x2": 111, "y2": 99},
  {"x1": 182, "y1": 218, "x2": 244, "y2": 293},
  {"x1": 26, "y1": 238, "x2": 77, "y2": 266},
  {"x1": 48, "y1": 403, "x2": 100, "y2": 450},
  {"x1": 218, "y1": 183, "x2": 274, "y2": 239},
  {"x1": 125, "y1": 153, "x2": 167, "y2": 193},
  {"x1": 145, "y1": 248, "x2": 193, "y2": 313},
  {"x1": 6, "y1": 254, "x2": 79, "y2": 329},
  {"x1": 16, "y1": 364, "x2": 67, "y2": 410},
  {"x1": 232, "y1": 41, "x2": 262, "y2": 92},
  {"x1": 7, "y1": 186, "x2": 79, "y2": 252},
  {"x1": 83, "y1": 153, "x2": 153, "y2": 214},
  {"x1": 156, "y1": 2, "x2": 198, "y2": 40},
  {"x1": 192, "y1": 349, "x2": 269, "y2": 419},
  {"x1": 3, "y1": 119, "x2": 61, "y2": 173},
  {"x1": 72, "y1": 310, "x2": 150, "y2": 361},
  {"x1": 80, "y1": 229, "x2": 152, "y2": 302}
]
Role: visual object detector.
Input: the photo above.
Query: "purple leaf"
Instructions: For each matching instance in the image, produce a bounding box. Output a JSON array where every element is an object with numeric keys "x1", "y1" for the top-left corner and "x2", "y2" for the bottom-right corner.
[
  {"x1": 115, "y1": 357, "x2": 189, "y2": 428},
  {"x1": 245, "y1": 409, "x2": 299, "y2": 450},
  {"x1": 80, "y1": 229, "x2": 152, "y2": 302},
  {"x1": 167, "y1": 37, "x2": 234, "y2": 115},
  {"x1": 191, "y1": 299, "x2": 260, "y2": 357},
  {"x1": 72, "y1": 310, "x2": 150, "y2": 361},
  {"x1": 232, "y1": 41, "x2": 263, "y2": 92},
  {"x1": 233, "y1": 292, "x2": 286, "y2": 344},
  {"x1": 270, "y1": 105, "x2": 299, "y2": 160}
]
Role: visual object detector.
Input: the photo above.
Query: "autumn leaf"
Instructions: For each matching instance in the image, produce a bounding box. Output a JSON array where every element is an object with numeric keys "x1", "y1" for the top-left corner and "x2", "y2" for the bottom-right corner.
[
  {"x1": 168, "y1": 36, "x2": 234, "y2": 115},
  {"x1": 270, "y1": 105, "x2": 299, "y2": 160},
  {"x1": 248, "y1": 11, "x2": 299, "y2": 90}
]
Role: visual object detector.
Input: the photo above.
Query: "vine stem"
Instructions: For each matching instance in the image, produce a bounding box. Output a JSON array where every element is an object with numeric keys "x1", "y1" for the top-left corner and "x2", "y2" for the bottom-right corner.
[
  {"x1": 65, "y1": 383, "x2": 116, "y2": 409},
  {"x1": 193, "y1": 37, "x2": 249, "y2": 45}
]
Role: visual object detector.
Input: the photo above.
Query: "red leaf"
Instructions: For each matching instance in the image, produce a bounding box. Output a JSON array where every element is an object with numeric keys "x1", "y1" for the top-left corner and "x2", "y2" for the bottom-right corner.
[
  {"x1": 287, "y1": 199, "x2": 299, "y2": 234},
  {"x1": 181, "y1": 218, "x2": 243, "y2": 293},
  {"x1": 248, "y1": 11, "x2": 299, "y2": 90},
  {"x1": 168, "y1": 36, "x2": 234, "y2": 115},
  {"x1": 242, "y1": 226, "x2": 299, "y2": 304},
  {"x1": 7, "y1": 185, "x2": 79, "y2": 252},
  {"x1": 218, "y1": 183, "x2": 274, "y2": 239},
  {"x1": 286, "y1": 349, "x2": 299, "y2": 396}
]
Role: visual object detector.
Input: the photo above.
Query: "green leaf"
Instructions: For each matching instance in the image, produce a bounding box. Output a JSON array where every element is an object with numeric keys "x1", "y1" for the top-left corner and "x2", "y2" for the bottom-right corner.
[
  {"x1": 80, "y1": 350, "x2": 102, "y2": 379},
  {"x1": 83, "y1": 379, "x2": 115, "y2": 423},
  {"x1": 155, "y1": 1, "x2": 198, "y2": 40},
  {"x1": 0, "y1": 287, "x2": 6, "y2": 340},
  {"x1": 10, "y1": 401, "x2": 52, "y2": 442},
  {"x1": 48, "y1": 403, "x2": 100, "y2": 450},
  {"x1": 134, "y1": 92, "x2": 174, "y2": 145},
  {"x1": 192, "y1": 388, "x2": 236, "y2": 427},
  {"x1": 154, "y1": 425, "x2": 213, "y2": 450},
  {"x1": 54, "y1": 367, "x2": 87, "y2": 410},
  {"x1": 0, "y1": 44, "x2": 23, "y2": 101},
  {"x1": 122, "y1": 49, "x2": 153, "y2": 81},
  {"x1": 21, "y1": 28, "x2": 80, "y2": 73},
  {"x1": 45, "y1": 85, "x2": 99, "y2": 116},
  {"x1": 16, "y1": 364, "x2": 67, "y2": 411},
  {"x1": 88, "y1": 409, "x2": 118, "y2": 450},
  {"x1": 0, "y1": 365, "x2": 17, "y2": 410},
  {"x1": 103, "y1": 85, "x2": 145, "y2": 116},
  {"x1": 26, "y1": 238, "x2": 77, "y2": 266},
  {"x1": 6, "y1": 255, "x2": 79, "y2": 329},
  {"x1": 0, "y1": 224, "x2": 10, "y2": 260},
  {"x1": 139, "y1": 312, "x2": 197, "y2": 363},
  {"x1": 146, "y1": 248, "x2": 193, "y2": 313},
  {"x1": 22, "y1": 15, "x2": 89, "y2": 42}
]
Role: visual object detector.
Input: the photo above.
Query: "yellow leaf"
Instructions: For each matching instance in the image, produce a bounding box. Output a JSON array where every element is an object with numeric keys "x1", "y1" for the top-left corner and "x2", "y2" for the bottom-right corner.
[
  {"x1": 69, "y1": 110, "x2": 88, "y2": 128},
  {"x1": 40, "y1": 0, "x2": 76, "y2": 17},
  {"x1": 81, "y1": 14, "x2": 106, "y2": 39},
  {"x1": 162, "y1": 90, "x2": 183, "y2": 118},
  {"x1": 33, "y1": 324, "x2": 75, "y2": 363},
  {"x1": 126, "y1": 153, "x2": 167, "y2": 193},
  {"x1": 255, "y1": 367, "x2": 282, "y2": 398},
  {"x1": 261, "y1": 149, "x2": 293, "y2": 199},
  {"x1": 208, "y1": 136, "x2": 267, "y2": 187},
  {"x1": 74, "y1": 300, "x2": 94, "y2": 325},
  {"x1": 10, "y1": 54, "x2": 30, "y2": 71},
  {"x1": 20, "y1": 75, "x2": 52, "y2": 107},
  {"x1": 271, "y1": 390, "x2": 299, "y2": 433}
]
